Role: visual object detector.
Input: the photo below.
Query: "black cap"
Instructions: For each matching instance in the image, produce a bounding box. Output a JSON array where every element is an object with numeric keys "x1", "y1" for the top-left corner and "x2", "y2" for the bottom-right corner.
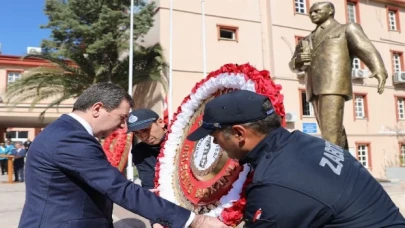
[
  {"x1": 187, "y1": 90, "x2": 275, "y2": 141},
  {"x1": 127, "y1": 109, "x2": 159, "y2": 133}
]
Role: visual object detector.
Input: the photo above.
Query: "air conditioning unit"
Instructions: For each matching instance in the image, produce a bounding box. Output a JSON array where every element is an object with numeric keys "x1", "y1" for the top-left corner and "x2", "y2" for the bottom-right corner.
[
  {"x1": 351, "y1": 69, "x2": 367, "y2": 79},
  {"x1": 27, "y1": 47, "x2": 42, "y2": 54},
  {"x1": 393, "y1": 71, "x2": 405, "y2": 84},
  {"x1": 285, "y1": 112, "x2": 297, "y2": 123}
]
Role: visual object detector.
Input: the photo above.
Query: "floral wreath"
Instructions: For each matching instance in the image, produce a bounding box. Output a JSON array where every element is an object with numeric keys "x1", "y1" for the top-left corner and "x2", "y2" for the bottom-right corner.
[
  {"x1": 103, "y1": 127, "x2": 133, "y2": 172},
  {"x1": 154, "y1": 63, "x2": 285, "y2": 226}
]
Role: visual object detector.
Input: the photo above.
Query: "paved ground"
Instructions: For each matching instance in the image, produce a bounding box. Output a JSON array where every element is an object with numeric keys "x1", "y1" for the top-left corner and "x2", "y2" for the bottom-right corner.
[
  {"x1": 1, "y1": 174, "x2": 403, "y2": 228},
  {"x1": 0, "y1": 177, "x2": 25, "y2": 228},
  {"x1": 0, "y1": 175, "x2": 150, "y2": 228}
]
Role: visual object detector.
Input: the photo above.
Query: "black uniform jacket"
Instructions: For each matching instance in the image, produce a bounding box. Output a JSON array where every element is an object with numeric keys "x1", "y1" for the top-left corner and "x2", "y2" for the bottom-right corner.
[
  {"x1": 241, "y1": 127, "x2": 405, "y2": 228},
  {"x1": 132, "y1": 140, "x2": 160, "y2": 189}
]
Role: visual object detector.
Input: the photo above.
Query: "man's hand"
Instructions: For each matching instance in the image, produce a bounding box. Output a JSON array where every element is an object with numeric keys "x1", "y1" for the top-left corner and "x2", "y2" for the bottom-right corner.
[
  {"x1": 152, "y1": 224, "x2": 164, "y2": 228},
  {"x1": 149, "y1": 188, "x2": 159, "y2": 193},
  {"x1": 369, "y1": 71, "x2": 387, "y2": 94},
  {"x1": 190, "y1": 215, "x2": 231, "y2": 228}
]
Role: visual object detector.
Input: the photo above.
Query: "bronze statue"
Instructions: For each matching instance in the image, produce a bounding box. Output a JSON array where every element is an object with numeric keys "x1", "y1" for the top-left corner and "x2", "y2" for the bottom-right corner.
[{"x1": 289, "y1": 2, "x2": 387, "y2": 149}]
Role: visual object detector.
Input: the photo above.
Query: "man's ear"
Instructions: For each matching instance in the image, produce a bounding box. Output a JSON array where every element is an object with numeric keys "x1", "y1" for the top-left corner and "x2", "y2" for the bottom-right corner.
[
  {"x1": 156, "y1": 118, "x2": 165, "y2": 128},
  {"x1": 231, "y1": 125, "x2": 247, "y2": 140},
  {"x1": 91, "y1": 102, "x2": 104, "y2": 117}
]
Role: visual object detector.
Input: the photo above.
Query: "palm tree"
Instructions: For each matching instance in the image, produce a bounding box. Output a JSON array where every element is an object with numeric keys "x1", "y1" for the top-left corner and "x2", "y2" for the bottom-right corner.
[
  {"x1": 133, "y1": 43, "x2": 168, "y2": 89},
  {"x1": 111, "y1": 43, "x2": 169, "y2": 91},
  {"x1": 5, "y1": 43, "x2": 168, "y2": 120}
]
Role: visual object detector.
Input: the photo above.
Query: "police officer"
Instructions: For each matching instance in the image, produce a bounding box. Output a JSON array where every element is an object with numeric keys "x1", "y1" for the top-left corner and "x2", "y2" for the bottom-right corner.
[
  {"x1": 127, "y1": 109, "x2": 166, "y2": 189},
  {"x1": 187, "y1": 90, "x2": 405, "y2": 228}
]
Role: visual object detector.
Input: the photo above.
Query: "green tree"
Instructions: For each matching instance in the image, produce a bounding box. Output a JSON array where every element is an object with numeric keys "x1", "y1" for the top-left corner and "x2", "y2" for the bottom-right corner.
[{"x1": 5, "y1": 0, "x2": 168, "y2": 119}]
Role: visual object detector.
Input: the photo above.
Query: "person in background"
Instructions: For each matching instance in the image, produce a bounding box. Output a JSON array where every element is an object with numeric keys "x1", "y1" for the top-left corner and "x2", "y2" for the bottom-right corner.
[
  {"x1": 0, "y1": 143, "x2": 7, "y2": 175},
  {"x1": 127, "y1": 109, "x2": 166, "y2": 189},
  {"x1": 11, "y1": 142, "x2": 27, "y2": 182},
  {"x1": 5, "y1": 140, "x2": 14, "y2": 155},
  {"x1": 4, "y1": 140, "x2": 15, "y2": 176}
]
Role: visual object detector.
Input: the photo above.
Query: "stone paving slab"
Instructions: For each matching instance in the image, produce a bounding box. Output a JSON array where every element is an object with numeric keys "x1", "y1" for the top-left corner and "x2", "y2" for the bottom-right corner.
[{"x1": 0, "y1": 177, "x2": 25, "y2": 228}]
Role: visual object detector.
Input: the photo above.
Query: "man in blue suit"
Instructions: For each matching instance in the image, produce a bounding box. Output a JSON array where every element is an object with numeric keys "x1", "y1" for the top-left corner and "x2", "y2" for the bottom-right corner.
[
  {"x1": 19, "y1": 83, "x2": 228, "y2": 228},
  {"x1": 11, "y1": 142, "x2": 27, "y2": 182}
]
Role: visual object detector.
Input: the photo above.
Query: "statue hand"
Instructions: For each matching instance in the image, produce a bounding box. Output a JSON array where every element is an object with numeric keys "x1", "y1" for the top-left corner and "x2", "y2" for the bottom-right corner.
[{"x1": 369, "y1": 71, "x2": 387, "y2": 94}]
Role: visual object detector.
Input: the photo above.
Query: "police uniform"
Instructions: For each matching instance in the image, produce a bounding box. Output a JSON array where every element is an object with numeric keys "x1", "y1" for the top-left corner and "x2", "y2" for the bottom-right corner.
[
  {"x1": 127, "y1": 109, "x2": 163, "y2": 189},
  {"x1": 241, "y1": 127, "x2": 405, "y2": 227},
  {"x1": 186, "y1": 90, "x2": 405, "y2": 228},
  {"x1": 131, "y1": 138, "x2": 161, "y2": 189}
]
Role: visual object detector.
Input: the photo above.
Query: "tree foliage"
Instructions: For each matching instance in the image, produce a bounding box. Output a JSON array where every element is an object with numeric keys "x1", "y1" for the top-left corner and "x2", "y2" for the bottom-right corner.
[
  {"x1": 5, "y1": 0, "x2": 168, "y2": 119},
  {"x1": 41, "y1": 0, "x2": 156, "y2": 83}
]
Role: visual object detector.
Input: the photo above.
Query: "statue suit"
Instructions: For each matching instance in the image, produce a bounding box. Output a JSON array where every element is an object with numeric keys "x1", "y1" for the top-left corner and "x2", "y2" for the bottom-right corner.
[{"x1": 289, "y1": 2, "x2": 387, "y2": 149}]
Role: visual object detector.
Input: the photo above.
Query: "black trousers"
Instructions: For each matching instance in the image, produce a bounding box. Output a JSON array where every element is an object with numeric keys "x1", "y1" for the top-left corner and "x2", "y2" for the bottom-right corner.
[
  {"x1": 0, "y1": 160, "x2": 7, "y2": 175},
  {"x1": 14, "y1": 159, "x2": 24, "y2": 181}
]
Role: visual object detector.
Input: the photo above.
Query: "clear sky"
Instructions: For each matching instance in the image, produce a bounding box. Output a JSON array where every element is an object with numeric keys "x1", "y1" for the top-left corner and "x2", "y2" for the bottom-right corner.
[{"x1": 0, "y1": 0, "x2": 50, "y2": 56}]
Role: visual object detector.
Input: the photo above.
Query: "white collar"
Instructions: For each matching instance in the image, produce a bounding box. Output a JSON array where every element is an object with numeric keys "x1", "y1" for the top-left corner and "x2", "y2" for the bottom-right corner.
[{"x1": 68, "y1": 113, "x2": 94, "y2": 136}]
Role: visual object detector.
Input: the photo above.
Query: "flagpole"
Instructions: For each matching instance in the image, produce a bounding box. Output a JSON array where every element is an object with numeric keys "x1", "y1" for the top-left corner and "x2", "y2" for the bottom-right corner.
[
  {"x1": 201, "y1": 0, "x2": 207, "y2": 78},
  {"x1": 168, "y1": 0, "x2": 174, "y2": 122},
  {"x1": 126, "y1": 0, "x2": 134, "y2": 181}
]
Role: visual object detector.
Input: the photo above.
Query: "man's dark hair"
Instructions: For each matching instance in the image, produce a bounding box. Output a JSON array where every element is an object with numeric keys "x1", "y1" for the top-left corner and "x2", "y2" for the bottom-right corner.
[
  {"x1": 73, "y1": 82, "x2": 134, "y2": 112},
  {"x1": 221, "y1": 100, "x2": 281, "y2": 137}
]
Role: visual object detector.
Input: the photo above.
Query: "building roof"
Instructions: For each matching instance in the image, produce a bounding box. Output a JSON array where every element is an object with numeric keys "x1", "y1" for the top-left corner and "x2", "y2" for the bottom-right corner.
[{"x1": 0, "y1": 54, "x2": 73, "y2": 67}]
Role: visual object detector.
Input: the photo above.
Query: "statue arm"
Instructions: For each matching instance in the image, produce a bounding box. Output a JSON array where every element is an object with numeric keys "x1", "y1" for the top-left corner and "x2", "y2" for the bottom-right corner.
[
  {"x1": 345, "y1": 23, "x2": 387, "y2": 74},
  {"x1": 289, "y1": 41, "x2": 303, "y2": 73},
  {"x1": 289, "y1": 56, "x2": 299, "y2": 73},
  {"x1": 346, "y1": 23, "x2": 388, "y2": 94}
]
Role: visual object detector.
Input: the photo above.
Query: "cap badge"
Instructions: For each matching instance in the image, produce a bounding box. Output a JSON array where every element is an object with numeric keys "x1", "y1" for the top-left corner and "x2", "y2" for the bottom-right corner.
[
  {"x1": 128, "y1": 115, "x2": 138, "y2": 123},
  {"x1": 266, "y1": 108, "x2": 275, "y2": 115}
]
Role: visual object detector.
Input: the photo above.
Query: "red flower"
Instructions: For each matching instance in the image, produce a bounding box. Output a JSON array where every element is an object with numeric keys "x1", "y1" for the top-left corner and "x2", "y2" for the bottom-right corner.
[
  {"x1": 221, "y1": 170, "x2": 254, "y2": 226},
  {"x1": 104, "y1": 63, "x2": 285, "y2": 226},
  {"x1": 102, "y1": 128, "x2": 129, "y2": 169},
  {"x1": 154, "y1": 63, "x2": 285, "y2": 226}
]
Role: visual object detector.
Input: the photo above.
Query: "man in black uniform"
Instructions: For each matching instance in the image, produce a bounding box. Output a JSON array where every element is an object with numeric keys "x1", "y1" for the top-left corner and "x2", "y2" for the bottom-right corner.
[
  {"x1": 127, "y1": 109, "x2": 166, "y2": 189},
  {"x1": 187, "y1": 90, "x2": 405, "y2": 228}
]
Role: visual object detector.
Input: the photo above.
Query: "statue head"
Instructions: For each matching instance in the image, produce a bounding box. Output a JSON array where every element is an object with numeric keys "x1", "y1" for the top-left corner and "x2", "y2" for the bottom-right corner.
[{"x1": 309, "y1": 2, "x2": 335, "y2": 25}]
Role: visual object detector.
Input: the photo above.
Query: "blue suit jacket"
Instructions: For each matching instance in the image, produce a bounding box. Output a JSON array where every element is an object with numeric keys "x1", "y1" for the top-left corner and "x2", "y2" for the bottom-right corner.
[
  {"x1": 11, "y1": 148, "x2": 27, "y2": 169},
  {"x1": 11, "y1": 148, "x2": 27, "y2": 157},
  {"x1": 19, "y1": 114, "x2": 190, "y2": 228}
]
